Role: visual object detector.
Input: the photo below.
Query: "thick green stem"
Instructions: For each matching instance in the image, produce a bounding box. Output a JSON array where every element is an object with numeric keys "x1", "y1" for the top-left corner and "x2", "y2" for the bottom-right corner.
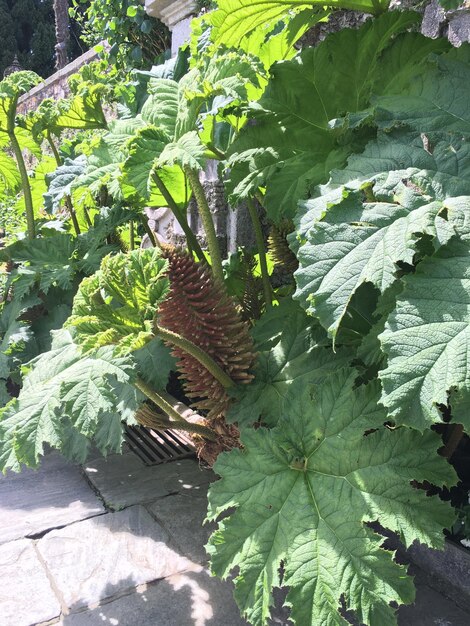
[
  {"x1": 47, "y1": 131, "x2": 61, "y2": 164},
  {"x1": 153, "y1": 416, "x2": 217, "y2": 440},
  {"x1": 184, "y1": 167, "x2": 224, "y2": 283},
  {"x1": 246, "y1": 197, "x2": 272, "y2": 310},
  {"x1": 134, "y1": 379, "x2": 216, "y2": 440},
  {"x1": 135, "y1": 378, "x2": 184, "y2": 421},
  {"x1": 155, "y1": 325, "x2": 234, "y2": 389},
  {"x1": 152, "y1": 171, "x2": 205, "y2": 262},
  {"x1": 139, "y1": 213, "x2": 159, "y2": 248},
  {"x1": 129, "y1": 220, "x2": 135, "y2": 251},
  {"x1": 83, "y1": 206, "x2": 93, "y2": 228},
  {"x1": 9, "y1": 131, "x2": 35, "y2": 239},
  {"x1": 65, "y1": 196, "x2": 81, "y2": 236}
]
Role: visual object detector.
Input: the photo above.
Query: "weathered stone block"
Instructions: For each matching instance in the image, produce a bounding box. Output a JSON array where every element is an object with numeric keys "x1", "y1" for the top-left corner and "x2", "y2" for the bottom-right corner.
[
  {"x1": 59, "y1": 570, "x2": 249, "y2": 626},
  {"x1": 83, "y1": 452, "x2": 214, "y2": 510},
  {"x1": 0, "y1": 451, "x2": 104, "y2": 544},
  {"x1": 147, "y1": 491, "x2": 214, "y2": 565},
  {"x1": 37, "y1": 505, "x2": 199, "y2": 611},
  {"x1": 0, "y1": 539, "x2": 61, "y2": 625}
]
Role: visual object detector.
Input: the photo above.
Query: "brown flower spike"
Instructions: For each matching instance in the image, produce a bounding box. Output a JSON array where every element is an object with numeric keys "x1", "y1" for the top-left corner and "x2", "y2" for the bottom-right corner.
[
  {"x1": 268, "y1": 219, "x2": 299, "y2": 274},
  {"x1": 158, "y1": 248, "x2": 256, "y2": 464}
]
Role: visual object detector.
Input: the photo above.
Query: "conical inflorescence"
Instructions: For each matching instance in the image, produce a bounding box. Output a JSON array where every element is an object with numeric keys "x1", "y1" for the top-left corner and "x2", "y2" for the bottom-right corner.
[{"x1": 158, "y1": 248, "x2": 256, "y2": 463}]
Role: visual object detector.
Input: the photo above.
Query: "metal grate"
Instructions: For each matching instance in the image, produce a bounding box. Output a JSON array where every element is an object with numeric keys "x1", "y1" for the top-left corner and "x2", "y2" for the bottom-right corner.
[{"x1": 124, "y1": 424, "x2": 196, "y2": 466}]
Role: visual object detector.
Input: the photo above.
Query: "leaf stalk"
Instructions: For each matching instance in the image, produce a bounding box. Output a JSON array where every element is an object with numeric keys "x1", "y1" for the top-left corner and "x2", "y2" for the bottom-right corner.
[
  {"x1": 246, "y1": 197, "x2": 272, "y2": 310},
  {"x1": 184, "y1": 167, "x2": 225, "y2": 284},
  {"x1": 152, "y1": 171, "x2": 206, "y2": 262},
  {"x1": 155, "y1": 325, "x2": 234, "y2": 389}
]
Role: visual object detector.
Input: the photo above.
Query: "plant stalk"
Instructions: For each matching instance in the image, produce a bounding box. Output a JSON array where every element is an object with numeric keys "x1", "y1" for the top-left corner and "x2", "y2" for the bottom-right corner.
[
  {"x1": 47, "y1": 131, "x2": 61, "y2": 164},
  {"x1": 246, "y1": 197, "x2": 272, "y2": 310},
  {"x1": 152, "y1": 171, "x2": 205, "y2": 262},
  {"x1": 134, "y1": 379, "x2": 216, "y2": 440},
  {"x1": 155, "y1": 325, "x2": 234, "y2": 389},
  {"x1": 8, "y1": 131, "x2": 35, "y2": 239},
  {"x1": 184, "y1": 167, "x2": 224, "y2": 283},
  {"x1": 139, "y1": 213, "x2": 159, "y2": 248},
  {"x1": 129, "y1": 219, "x2": 135, "y2": 251},
  {"x1": 83, "y1": 206, "x2": 93, "y2": 228}
]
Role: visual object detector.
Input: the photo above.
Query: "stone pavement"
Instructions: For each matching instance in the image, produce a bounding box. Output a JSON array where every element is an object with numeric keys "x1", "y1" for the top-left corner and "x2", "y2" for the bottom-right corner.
[{"x1": 0, "y1": 449, "x2": 469, "y2": 626}]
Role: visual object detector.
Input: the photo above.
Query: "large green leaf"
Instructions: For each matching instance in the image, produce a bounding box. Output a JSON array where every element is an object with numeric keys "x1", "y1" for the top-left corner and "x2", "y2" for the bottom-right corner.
[
  {"x1": 122, "y1": 126, "x2": 168, "y2": 198},
  {"x1": 66, "y1": 249, "x2": 169, "y2": 355},
  {"x1": 332, "y1": 131, "x2": 470, "y2": 200},
  {"x1": 44, "y1": 156, "x2": 87, "y2": 213},
  {"x1": 293, "y1": 177, "x2": 459, "y2": 339},
  {"x1": 75, "y1": 141, "x2": 125, "y2": 201},
  {"x1": 15, "y1": 156, "x2": 57, "y2": 218},
  {"x1": 121, "y1": 125, "x2": 190, "y2": 207},
  {"x1": 208, "y1": 369, "x2": 456, "y2": 626},
  {"x1": 379, "y1": 236, "x2": 470, "y2": 431},
  {"x1": 227, "y1": 299, "x2": 352, "y2": 426},
  {"x1": 210, "y1": 0, "x2": 390, "y2": 47},
  {"x1": 0, "y1": 294, "x2": 40, "y2": 382},
  {"x1": 56, "y1": 87, "x2": 107, "y2": 130},
  {"x1": 234, "y1": 9, "x2": 327, "y2": 67},
  {"x1": 157, "y1": 131, "x2": 206, "y2": 171},
  {"x1": 225, "y1": 12, "x2": 438, "y2": 220},
  {"x1": 0, "y1": 329, "x2": 140, "y2": 470},
  {"x1": 0, "y1": 235, "x2": 78, "y2": 300},
  {"x1": 141, "y1": 78, "x2": 179, "y2": 138},
  {"x1": 226, "y1": 125, "x2": 346, "y2": 222},
  {"x1": 374, "y1": 50, "x2": 470, "y2": 134},
  {"x1": 0, "y1": 151, "x2": 20, "y2": 193},
  {"x1": 133, "y1": 337, "x2": 176, "y2": 391},
  {"x1": 0, "y1": 71, "x2": 41, "y2": 133}
]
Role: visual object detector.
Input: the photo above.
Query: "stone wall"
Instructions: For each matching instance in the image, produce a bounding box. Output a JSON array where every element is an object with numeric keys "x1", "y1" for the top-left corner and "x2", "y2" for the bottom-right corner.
[
  {"x1": 17, "y1": 48, "x2": 101, "y2": 116},
  {"x1": 421, "y1": 0, "x2": 470, "y2": 46}
]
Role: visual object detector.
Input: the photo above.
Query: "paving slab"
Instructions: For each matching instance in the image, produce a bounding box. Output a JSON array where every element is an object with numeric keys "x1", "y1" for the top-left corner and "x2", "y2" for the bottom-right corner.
[
  {"x1": 0, "y1": 452, "x2": 105, "y2": 544},
  {"x1": 397, "y1": 582, "x2": 470, "y2": 625},
  {"x1": 37, "y1": 504, "x2": 200, "y2": 611},
  {"x1": 0, "y1": 538, "x2": 61, "y2": 626},
  {"x1": 83, "y1": 453, "x2": 215, "y2": 510},
  {"x1": 148, "y1": 492, "x2": 215, "y2": 565},
  {"x1": 60, "y1": 570, "x2": 249, "y2": 626}
]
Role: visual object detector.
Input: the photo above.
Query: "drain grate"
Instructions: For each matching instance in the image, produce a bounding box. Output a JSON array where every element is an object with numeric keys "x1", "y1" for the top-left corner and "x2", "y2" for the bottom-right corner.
[{"x1": 124, "y1": 424, "x2": 196, "y2": 466}]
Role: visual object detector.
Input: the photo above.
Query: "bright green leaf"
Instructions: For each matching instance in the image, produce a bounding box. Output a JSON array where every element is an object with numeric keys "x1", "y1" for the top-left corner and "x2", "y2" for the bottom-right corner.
[
  {"x1": 380, "y1": 236, "x2": 470, "y2": 431},
  {"x1": 0, "y1": 329, "x2": 138, "y2": 470},
  {"x1": 293, "y1": 177, "x2": 458, "y2": 339},
  {"x1": 208, "y1": 369, "x2": 456, "y2": 626},
  {"x1": 227, "y1": 299, "x2": 352, "y2": 426},
  {"x1": 66, "y1": 249, "x2": 169, "y2": 355},
  {"x1": 210, "y1": 0, "x2": 390, "y2": 47}
]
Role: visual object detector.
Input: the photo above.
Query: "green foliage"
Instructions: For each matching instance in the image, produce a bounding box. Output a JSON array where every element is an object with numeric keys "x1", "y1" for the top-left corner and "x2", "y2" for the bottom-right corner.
[
  {"x1": 208, "y1": 370, "x2": 456, "y2": 626},
  {"x1": 0, "y1": 293, "x2": 40, "y2": 400},
  {"x1": 0, "y1": 329, "x2": 141, "y2": 470},
  {"x1": 1, "y1": 6, "x2": 469, "y2": 626},
  {"x1": 133, "y1": 337, "x2": 177, "y2": 392},
  {"x1": 209, "y1": 0, "x2": 390, "y2": 47},
  {"x1": 71, "y1": 0, "x2": 170, "y2": 71},
  {"x1": 293, "y1": 180, "x2": 457, "y2": 340},
  {"x1": 380, "y1": 236, "x2": 470, "y2": 431},
  {"x1": 55, "y1": 86, "x2": 108, "y2": 130},
  {"x1": 227, "y1": 299, "x2": 353, "y2": 427},
  {"x1": 44, "y1": 156, "x2": 88, "y2": 213},
  {"x1": 205, "y1": 11, "x2": 470, "y2": 626},
  {"x1": 66, "y1": 249, "x2": 169, "y2": 354},
  {"x1": 224, "y1": 12, "x2": 447, "y2": 221}
]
